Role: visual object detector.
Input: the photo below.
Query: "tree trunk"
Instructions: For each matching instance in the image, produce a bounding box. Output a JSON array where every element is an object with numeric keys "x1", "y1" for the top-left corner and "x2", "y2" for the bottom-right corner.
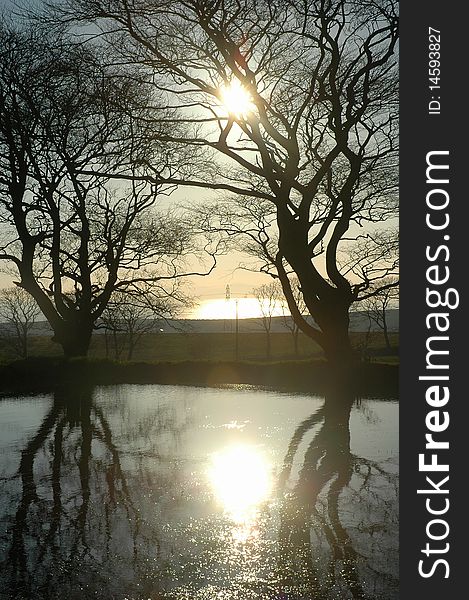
[
  {"x1": 266, "y1": 331, "x2": 271, "y2": 360},
  {"x1": 317, "y1": 304, "x2": 355, "y2": 368},
  {"x1": 21, "y1": 329, "x2": 28, "y2": 359},
  {"x1": 20, "y1": 277, "x2": 93, "y2": 358},
  {"x1": 383, "y1": 326, "x2": 391, "y2": 352},
  {"x1": 53, "y1": 322, "x2": 93, "y2": 358},
  {"x1": 127, "y1": 331, "x2": 142, "y2": 361},
  {"x1": 382, "y1": 309, "x2": 391, "y2": 351},
  {"x1": 127, "y1": 336, "x2": 135, "y2": 361},
  {"x1": 113, "y1": 330, "x2": 121, "y2": 360},
  {"x1": 276, "y1": 241, "x2": 355, "y2": 369}
]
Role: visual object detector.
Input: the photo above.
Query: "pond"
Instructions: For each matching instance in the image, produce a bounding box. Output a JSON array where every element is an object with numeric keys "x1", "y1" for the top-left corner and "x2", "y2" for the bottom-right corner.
[{"x1": 0, "y1": 384, "x2": 398, "y2": 600}]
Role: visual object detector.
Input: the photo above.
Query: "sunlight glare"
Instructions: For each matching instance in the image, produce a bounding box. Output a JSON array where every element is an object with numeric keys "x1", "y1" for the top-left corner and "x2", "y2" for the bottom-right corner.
[
  {"x1": 195, "y1": 297, "x2": 284, "y2": 320},
  {"x1": 208, "y1": 445, "x2": 272, "y2": 523},
  {"x1": 218, "y1": 80, "x2": 254, "y2": 118}
]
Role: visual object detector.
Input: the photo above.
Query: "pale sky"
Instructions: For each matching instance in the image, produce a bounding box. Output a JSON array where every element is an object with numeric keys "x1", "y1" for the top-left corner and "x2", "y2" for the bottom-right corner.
[
  {"x1": 0, "y1": 1, "x2": 396, "y2": 321},
  {"x1": 168, "y1": 185, "x2": 273, "y2": 318},
  {"x1": 0, "y1": 182, "x2": 271, "y2": 319},
  {"x1": 0, "y1": 3, "x2": 270, "y2": 315}
]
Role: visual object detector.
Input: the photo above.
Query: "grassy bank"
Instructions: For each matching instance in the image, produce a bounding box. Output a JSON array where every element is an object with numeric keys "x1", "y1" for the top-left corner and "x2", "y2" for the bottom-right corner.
[
  {"x1": 0, "y1": 356, "x2": 398, "y2": 398},
  {"x1": 0, "y1": 331, "x2": 399, "y2": 364}
]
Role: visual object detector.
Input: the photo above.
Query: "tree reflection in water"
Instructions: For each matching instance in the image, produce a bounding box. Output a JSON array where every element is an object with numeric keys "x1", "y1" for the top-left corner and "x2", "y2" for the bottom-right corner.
[
  {"x1": 277, "y1": 384, "x2": 398, "y2": 599},
  {"x1": 1, "y1": 385, "x2": 186, "y2": 600},
  {"x1": 0, "y1": 384, "x2": 398, "y2": 600}
]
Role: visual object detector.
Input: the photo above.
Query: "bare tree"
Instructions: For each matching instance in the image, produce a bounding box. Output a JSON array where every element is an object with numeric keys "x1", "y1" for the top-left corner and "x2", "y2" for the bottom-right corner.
[
  {"x1": 252, "y1": 282, "x2": 280, "y2": 360},
  {"x1": 0, "y1": 25, "x2": 215, "y2": 357},
  {"x1": 102, "y1": 299, "x2": 152, "y2": 361},
  {"x1": 101, "y1": 288, "x2": 187, "y2": 360},
  {"x1": 340, "y1": 229, "x2": 399, "y2": 298},
  {"x1": 50, "y1": 0, "x2": 399, "y2": 367},
  {"x1": 278, "y1": 277, "x2": 307, "y2": 358},
  {"x1": 360, "y1": 277, "x2": 398, "y2": 352},
  {"x1": 0, "y1": 286, "x2": 41, "y2": 358}
]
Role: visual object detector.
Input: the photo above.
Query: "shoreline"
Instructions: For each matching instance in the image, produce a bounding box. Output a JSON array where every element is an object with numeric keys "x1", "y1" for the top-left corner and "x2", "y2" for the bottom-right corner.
[{"x1": 0, "y1": 357, "x2": 398, "y2": 398}]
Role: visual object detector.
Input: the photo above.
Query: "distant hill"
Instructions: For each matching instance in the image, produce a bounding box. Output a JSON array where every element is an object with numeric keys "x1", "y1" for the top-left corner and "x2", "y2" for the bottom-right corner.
[
  {"x1": 167, "y1": 309, "x2": 399, "y2": 334},
  {"x1": 1, "y1": 309, "x2": 398, "y2": 335}
]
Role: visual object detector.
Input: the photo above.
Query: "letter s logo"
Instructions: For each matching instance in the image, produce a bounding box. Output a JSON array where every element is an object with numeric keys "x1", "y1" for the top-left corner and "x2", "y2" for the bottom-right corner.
[{"x1": 419, "y1": 559, "x2": 450, "y2": 579}]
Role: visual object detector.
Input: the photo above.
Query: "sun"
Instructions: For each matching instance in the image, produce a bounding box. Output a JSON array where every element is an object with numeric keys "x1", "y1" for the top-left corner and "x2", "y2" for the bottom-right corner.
[
  {"x1": 195, "y1": 298, "x2": 283, "y2": 320},
  {"x1": 218, "y1": 80, "x2": 254, "y2": 118}
]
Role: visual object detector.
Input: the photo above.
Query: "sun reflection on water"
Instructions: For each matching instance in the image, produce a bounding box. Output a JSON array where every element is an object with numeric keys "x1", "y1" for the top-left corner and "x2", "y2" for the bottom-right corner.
[{"x1": 208, "y1": 445, "x2": 272, "y2": 525}]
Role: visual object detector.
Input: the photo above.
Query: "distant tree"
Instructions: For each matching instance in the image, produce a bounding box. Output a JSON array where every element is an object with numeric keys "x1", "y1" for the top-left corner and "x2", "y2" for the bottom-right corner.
[
  {"x1": 253, "y1": 282, "x2": 281, "y2": 360},
  {"x1": 102, "y1": 299, "x2": 151, "y2": 361},
  {"x1": 0, "y1": 286, "x2": 41, "y2": 358},
  {"x1": 279, "y1": 278, "x2": 307, "y2": 358},
  {"x1": 360, "y1": 277, "x2": 399, "y2": 352},
  {"x1": 101, "y1": 288, "x2": 187, "y2": 361},
  {"x1": 0, "y1": 26, "x2": 215, "y2": 357},
  {"x1": 50, "y1": 0, "x2": 399, "y2": 368}
]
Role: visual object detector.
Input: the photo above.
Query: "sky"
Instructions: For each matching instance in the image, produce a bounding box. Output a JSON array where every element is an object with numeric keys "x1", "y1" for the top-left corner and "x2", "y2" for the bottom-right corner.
[
  {"x1": 164, "y1": 185, "x2": 274, "y2": 318},
  {"x1": 0, "y1": 180, "x2": 271, "y2": 319},
  {"x1": 0, "y1": 4, "x2": 270, "y2": 318},
  {"x1": 0, "y1": 0, "x2": 396, "y2": 321}
]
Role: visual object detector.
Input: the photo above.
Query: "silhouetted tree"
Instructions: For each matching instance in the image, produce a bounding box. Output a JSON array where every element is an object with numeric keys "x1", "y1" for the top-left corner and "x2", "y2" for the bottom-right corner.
[
  {"x1": 0, "y1": 25, "x2": 215, "y2": 357},
  {"x1": 252, "y1": 282, "x2": 281, "y2": 359},
  {"x1": 49, "y1": 0, "x2": 399, "y2": 366},
  {"x1": 278, "y1": 277, "x2": 307, "y2": 358},
  {"x1": 0, "y1": 286, "x2": 41, "y2": 358},
  {"x1": 360, "y1": 277, "x2": 398, "y2": 352},
  {"x1": 101, "y1": 288, "x2": 186, "y2": 360}
]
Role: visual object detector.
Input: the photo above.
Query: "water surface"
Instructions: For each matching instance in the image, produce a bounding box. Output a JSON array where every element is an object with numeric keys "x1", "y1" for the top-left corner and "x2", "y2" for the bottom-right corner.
[{"x1": 0, "y1": 384, "x2": 398, "y2": 599}]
